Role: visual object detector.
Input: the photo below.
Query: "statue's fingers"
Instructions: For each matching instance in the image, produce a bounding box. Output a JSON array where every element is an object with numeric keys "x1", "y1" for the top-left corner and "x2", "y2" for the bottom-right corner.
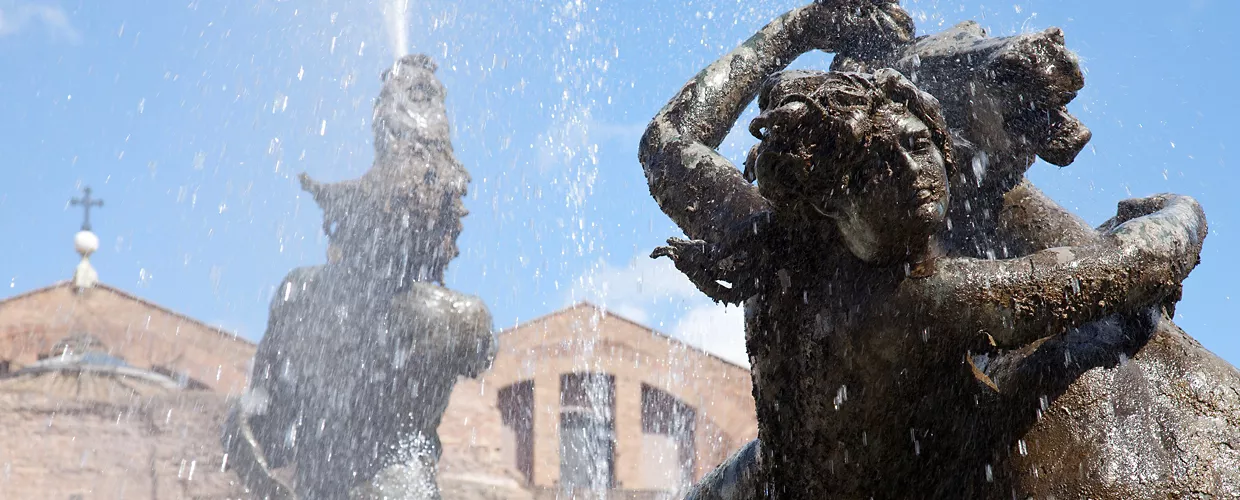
[{"x1": 666, "y1": 236, "x2": 705, "y2": 247}]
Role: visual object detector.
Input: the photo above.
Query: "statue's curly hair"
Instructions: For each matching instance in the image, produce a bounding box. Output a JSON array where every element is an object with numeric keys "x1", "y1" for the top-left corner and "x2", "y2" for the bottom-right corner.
[{"x1": 744, "y1": 68, "x2": 954, "y2": 217}]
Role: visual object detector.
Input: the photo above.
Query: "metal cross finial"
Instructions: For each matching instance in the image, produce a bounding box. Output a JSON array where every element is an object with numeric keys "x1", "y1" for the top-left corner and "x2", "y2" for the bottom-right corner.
[{"x1": 70, "y1": 186, "x2": 104, "y2": 231}]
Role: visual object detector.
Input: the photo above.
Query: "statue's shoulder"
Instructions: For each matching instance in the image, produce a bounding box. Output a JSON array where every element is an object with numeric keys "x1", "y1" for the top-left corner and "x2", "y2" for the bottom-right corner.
[
  {"x1": 395, "y1": 282, "x2": 492, "y2": 327},
  {"x1": 281, "y1": 265, "x2": 324, "y2": 285},
  {"x1": 268, "y1": 265, "x2": 325, "y2": 309}
]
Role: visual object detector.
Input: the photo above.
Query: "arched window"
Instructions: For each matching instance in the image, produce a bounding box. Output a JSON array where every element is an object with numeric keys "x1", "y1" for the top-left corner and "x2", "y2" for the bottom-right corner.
[
  {"x1": 497, "y1": 380, "x2": 534, "y2": 484},
  {"x1": 559, "y1": 372, "x2": 615, "y2": 491},
  {"x1": 641, "y1": 384, "x2": 696, "y2": 492}
]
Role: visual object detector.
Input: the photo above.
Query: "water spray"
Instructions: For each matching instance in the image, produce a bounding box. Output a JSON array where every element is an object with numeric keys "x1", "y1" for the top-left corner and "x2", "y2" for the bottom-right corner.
[{"x1": 382, "y1": 0, "x2": 410, "y2": 59}]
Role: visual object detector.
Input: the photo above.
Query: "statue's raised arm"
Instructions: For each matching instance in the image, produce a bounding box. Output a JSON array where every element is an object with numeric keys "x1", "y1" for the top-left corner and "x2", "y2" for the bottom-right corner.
[{"x1": 638, "y1": 1, "x2": 914, "y2": 243}]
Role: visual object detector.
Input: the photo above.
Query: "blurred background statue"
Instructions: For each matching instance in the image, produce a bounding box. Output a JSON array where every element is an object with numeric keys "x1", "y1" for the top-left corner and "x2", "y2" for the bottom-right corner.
[
  {"x1": 639, "y1": 1, "x2": 1239, "y2": 498},
  {"x1": 222, "y1": 54, "x2": 496, "y2": 500}
]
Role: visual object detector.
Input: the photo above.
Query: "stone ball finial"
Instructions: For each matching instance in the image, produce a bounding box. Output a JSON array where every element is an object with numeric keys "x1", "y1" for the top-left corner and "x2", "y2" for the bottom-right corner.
[{"x1": 74, "y1": 230, "x2": 99, "y2": 256}]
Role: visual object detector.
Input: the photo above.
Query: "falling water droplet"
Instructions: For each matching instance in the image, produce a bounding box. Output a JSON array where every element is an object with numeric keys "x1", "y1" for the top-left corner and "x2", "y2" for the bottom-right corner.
[{"x1": 971, "y1": 151, "x2": 988, "y2": 186}]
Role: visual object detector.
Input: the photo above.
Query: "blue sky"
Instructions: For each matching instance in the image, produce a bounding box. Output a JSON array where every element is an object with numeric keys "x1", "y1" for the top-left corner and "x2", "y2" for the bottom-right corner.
[{"x1": 0, "y1": 0, "x2": 1236, "y2": 367}]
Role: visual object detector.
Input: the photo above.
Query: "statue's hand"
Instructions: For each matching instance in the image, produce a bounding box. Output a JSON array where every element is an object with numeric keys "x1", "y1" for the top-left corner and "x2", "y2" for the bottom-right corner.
[
  {"x1": 1100, "y1": 194, "x2": 1207, "y2": 247},
  {"x1": 800, "y1": 0, "x2": 914, "y2": 54},
  {"x1": 1115, "y1": 194, "x2": 1176, "y2": 225},
  {"x1": 1101, "y1": 194, "x2": 1206, "y2": 317},
  {"x1": 652, "y1": 213, "x2": 775, "y2": 305},
  {"x1": 652, "y1": 238, "x2": 759, "y2": 305}
]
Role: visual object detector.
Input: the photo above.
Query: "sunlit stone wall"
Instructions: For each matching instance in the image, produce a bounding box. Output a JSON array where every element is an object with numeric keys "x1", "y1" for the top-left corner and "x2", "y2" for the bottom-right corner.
[{"x1": 438, "y1": 302, "x2": 757, "y2": 498}]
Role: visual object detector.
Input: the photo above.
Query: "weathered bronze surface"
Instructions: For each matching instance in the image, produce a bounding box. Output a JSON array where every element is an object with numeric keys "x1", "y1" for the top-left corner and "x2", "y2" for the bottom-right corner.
[
  {"x1": 221, "y1": 54, "x2": 496, "y2": 500},
  {"x1": 641, "y1": 2, "x2": 1239, "y2": 498}
]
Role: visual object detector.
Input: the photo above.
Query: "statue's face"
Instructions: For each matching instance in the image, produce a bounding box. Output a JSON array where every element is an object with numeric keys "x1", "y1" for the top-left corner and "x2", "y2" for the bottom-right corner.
[
  {"x1": 375, "y1": 56, "x2": 451, "y2": 156},
  {"x1": 749, "y1": 70, "x2": 950, "y2": 265},
  {"x1": 824, "y1": 111, "x2": 948, "y2": 265}
]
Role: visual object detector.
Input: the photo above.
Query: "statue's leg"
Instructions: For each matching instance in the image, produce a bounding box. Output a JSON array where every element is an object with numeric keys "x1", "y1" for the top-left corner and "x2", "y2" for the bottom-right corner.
[
  {"x1": 683, "y1": 439, "x2": 761, "y2": 500},
  {"x1": 220, "y1": 404, "x2": 296, "y2": 499},
  {"x1": 350, "y1": 434, "x2": 442, "y2": 500}
]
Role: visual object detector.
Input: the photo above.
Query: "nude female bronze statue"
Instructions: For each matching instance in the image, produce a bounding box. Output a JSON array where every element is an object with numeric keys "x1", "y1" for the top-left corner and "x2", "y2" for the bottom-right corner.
[
  {"x1": 221, "y1": 54, "x2": 496, "y2": 500},
  {"x1": 826, "y1": 7, "x2": 1240, "y2": 497},
  {"x1": 638, "y1": 2, "x2": 1236, "y2": 497}
]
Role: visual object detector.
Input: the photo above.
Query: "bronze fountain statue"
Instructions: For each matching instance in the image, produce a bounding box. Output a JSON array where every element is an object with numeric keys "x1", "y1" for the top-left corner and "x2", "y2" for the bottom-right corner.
[
  {"x1": 221, "y1": 54, "x2": 496, "y2": 500},
  {"x1": 639, "y1": 1, "x2": 1240, "y2": 498}
]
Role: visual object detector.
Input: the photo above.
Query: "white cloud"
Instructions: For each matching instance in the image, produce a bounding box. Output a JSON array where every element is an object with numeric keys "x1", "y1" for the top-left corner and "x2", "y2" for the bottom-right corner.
[
  {"x1": 567, "y1": 253, "x2": 750, "y2": 367},
  {"x1": 536, "y1": 112, "x2": 647, "y2": 174},
  {"x1": 672, "y1": 303, "x2": 748, "y2": 367},
  {"x1": 0, "y1": 2, "x2": 80, "y2": 43},
  {"x1": 568, "y1": 254, "x2": 698, "y2": 308}
]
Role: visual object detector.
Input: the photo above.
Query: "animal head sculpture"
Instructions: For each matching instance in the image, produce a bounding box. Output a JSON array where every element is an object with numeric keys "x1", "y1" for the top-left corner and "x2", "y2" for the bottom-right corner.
[{"x1": 835, "y1": 22, "x2": 1091, "y2": 194}]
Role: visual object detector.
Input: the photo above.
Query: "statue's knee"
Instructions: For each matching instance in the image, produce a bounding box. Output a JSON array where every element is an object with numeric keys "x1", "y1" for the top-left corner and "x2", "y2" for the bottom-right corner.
[{"x1": 351, "y1": 458, "x2": 440, "y2": 500}]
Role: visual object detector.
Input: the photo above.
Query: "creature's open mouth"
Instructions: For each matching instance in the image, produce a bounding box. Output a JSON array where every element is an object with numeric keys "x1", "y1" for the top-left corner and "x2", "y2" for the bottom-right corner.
[
  {"x1": 1037, "y1": 108, "x2": 1092, "y2": 167},
  {"x1": 1004, "y1": 105, "x2": 1091, "y2": 167},
  {"x1": 988, "y1": 27, "x2": 1092, "y2": 167}
]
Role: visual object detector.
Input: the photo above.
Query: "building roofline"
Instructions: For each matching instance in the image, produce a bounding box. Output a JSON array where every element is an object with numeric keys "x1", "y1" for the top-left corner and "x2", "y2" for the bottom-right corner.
[
  {"x1": 0, "y1": 281, "x2": 72, "y2": 304},
  {"x1": 0, "y1": 281, "x2": 255, "y2": 347},
  {"x1": 499, "y1": 301, "x2": 749, "y2": 371}
]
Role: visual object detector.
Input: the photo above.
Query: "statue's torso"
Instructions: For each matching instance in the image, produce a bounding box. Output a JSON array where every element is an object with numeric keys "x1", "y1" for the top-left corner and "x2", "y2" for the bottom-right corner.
[
  {"x1": 260, "y1": 265, "x2": 493, "y2": 497},
  {"x1": 745, "y1": 239, "x2": 1010, "y2": 498}
]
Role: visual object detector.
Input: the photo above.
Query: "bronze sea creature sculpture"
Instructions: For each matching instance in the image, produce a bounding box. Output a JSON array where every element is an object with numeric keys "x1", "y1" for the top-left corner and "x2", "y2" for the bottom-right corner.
[{"x1": 221, "y1": 54, "x2": 496, "y2": 500}]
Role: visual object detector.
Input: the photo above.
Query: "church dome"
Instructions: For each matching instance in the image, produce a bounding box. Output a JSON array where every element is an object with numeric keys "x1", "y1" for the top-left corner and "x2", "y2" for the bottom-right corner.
[{"x1": 47, "y1": 332, "x2": 110, "y2": 359}]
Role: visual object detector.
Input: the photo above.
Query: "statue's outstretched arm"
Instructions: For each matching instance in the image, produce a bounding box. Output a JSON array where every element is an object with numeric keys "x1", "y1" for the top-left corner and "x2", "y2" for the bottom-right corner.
[
  {"x1": 907, "y1": 194, "x2": 1207, "y2": 349},
  {"x1": 638, "y1": 1, "x2": 912, "y2": 242}
]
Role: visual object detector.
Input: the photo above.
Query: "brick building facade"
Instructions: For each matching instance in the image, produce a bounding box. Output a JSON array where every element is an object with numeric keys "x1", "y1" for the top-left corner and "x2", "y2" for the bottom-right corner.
[
  {"x1": 0, "y1": 279, "x2": 258, "y2": 498},
  {"x1": 437, "y1": 303, "x2": 758, "y2": 499},
  {"x1": 0, "y1": 235, "x2": 757, "y2": 498},
  {"x1": 0, "y1": 282, "x2": 256, "y2": 395}
]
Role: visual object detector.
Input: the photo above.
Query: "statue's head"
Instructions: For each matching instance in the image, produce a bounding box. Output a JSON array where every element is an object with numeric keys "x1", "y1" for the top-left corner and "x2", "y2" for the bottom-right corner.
[
  {"x1": 746, "y1": 69, "x2": 952, "y2": 265},
  {"x1": 301, "y1": 54, "x2": 469, "y2": 285},
  {"x1": 375, "y1": 54, "x2": 452, "y2": 160}
]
